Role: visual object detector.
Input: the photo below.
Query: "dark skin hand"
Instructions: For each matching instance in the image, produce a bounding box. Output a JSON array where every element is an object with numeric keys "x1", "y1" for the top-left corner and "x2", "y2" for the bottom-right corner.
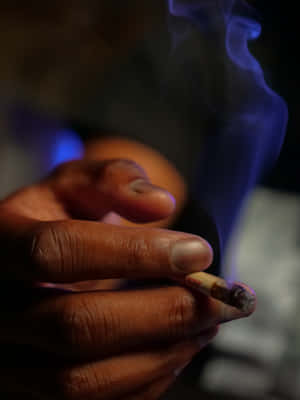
[{"x1": 0, "y1": 158, "x2": 252, "y2": 399}]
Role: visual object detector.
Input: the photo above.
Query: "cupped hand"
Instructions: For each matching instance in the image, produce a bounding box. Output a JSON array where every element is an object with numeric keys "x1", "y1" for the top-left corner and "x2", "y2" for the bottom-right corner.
[{"x1": 0, "y1": 159, "x2": 250, "y2": 399}]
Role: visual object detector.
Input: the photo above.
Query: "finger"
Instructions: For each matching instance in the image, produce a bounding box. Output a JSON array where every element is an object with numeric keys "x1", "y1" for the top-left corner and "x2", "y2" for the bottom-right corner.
[
  {"x1": 0, "y1": 157, "x2": 211, "y2": 283},
  {"x1": 57, "y1": 339, "x2": 210, "y2": 400},
  {"x1": 48, "y1": 159, "x2": 175, "y2": 222},
  {"x1": 37, "y1": 220, "x2": 212, "y2": 282},
  {"x1": 121, "y1": 374, "x2": 176, "y2": 400},
  {"x1": 0, "y1": 339, "x2": 207, "y2": 399},
  {"x1": 3, "y1": 215, "x2": 213, "y2": 282},
  {"x1": 4, "y1": 286, "x2": 231, "y2": 360},
  {"x1": 84, "y1": 137, "x2": 188, "y2": 228}
]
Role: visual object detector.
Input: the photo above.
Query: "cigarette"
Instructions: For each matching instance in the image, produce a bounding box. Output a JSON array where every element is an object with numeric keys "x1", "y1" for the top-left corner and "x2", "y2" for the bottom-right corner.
[{"x1": 180, "y1": 272, "x2": 256, "y2": 313}]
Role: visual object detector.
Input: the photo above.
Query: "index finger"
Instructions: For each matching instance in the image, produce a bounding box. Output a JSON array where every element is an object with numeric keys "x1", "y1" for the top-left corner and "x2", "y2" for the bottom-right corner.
[{"x1": 10, "y1": 219, "x2": 213, "y2": 283}]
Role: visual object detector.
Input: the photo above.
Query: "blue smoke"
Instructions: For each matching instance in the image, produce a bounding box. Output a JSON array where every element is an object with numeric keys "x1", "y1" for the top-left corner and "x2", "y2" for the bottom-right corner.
[{"x1": 167, "y1": 0, "x2": 288, "y2": 266}]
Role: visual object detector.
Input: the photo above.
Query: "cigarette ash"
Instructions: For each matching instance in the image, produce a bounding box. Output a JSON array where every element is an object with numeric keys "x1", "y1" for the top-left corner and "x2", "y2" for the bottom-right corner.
[
  {"x1": 210, "y1": 281, "x2": 256, "y2": 313},
  {"x1": 227, "y1": 283, "x2": 256, "y2": 313},
  {"x1": 184, "y1": 273, "x2": 256, "y2": 313}
]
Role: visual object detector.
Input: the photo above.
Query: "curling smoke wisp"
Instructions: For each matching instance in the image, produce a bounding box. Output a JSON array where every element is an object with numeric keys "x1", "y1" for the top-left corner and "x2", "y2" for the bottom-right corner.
[{"x1": 167, "y1": 0, "x2": 288, "y2": 264}]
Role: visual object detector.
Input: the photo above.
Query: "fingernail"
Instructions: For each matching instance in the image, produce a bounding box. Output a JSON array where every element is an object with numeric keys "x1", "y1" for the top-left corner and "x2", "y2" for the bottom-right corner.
[
  {"x1": 175, "y1": 329, "x2": 218, "y2": 376},
  {"x1": 197, "y1": 328, "x2": 218, "y2": 349},
  {"x1": 129, "y1": 179, "x2": 160, "y2": 194},
  {"x1": 219, "y1": 304, "x2": 252, "y2": 323},
  {"x1": 170, "y1": 239, "x2": 212, "y2": 274},
  {"x1": 174, "y1": 361, "x2": 190, "y2": 377},
  {"x1": 174, "y1": 326, "x2": 219, "y2": 376}
]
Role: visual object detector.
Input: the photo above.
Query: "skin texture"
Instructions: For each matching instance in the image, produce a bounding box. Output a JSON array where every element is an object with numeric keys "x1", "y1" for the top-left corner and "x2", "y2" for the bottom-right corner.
[{"x1": 0, "y1": 158, "x2": 253, "y2": 399}]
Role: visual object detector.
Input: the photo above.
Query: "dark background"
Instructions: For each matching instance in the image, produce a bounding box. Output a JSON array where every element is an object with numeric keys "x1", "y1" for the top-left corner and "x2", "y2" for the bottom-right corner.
[{"x1": 251, "y1": 1, "x2": 299, "y2": 192}]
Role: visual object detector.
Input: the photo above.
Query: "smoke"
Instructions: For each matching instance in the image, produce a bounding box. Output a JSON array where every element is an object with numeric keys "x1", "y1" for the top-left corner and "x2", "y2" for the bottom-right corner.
[{"x1": 167, "y1": 0, "x2": 288, "y2": 270}]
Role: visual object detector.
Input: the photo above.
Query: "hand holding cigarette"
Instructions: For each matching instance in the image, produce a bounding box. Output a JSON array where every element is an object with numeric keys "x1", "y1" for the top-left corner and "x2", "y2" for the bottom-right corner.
[{"x1": 0, "y1": 156, "x2": 256, "y2": 399}]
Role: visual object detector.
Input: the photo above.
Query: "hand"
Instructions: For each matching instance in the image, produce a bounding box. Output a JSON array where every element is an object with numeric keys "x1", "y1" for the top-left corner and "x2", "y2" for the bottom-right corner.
[{"x1": 0, "y1": 158, "x2": 250, "y2": 399}]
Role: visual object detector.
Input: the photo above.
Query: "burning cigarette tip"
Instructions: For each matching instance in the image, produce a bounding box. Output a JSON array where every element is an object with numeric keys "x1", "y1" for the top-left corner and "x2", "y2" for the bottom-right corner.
[
  {"x1": 184, "y1": 272, "x2": 256, "y2": 314},
  {"x1": 227, "y1": 283, "x2": 257, "y2": 313}
]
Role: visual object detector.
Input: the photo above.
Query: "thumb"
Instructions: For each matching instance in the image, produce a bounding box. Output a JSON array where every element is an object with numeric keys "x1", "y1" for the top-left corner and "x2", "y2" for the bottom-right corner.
[{"x1": 47, "y1": 159, "x2": 176, "y2": 222}]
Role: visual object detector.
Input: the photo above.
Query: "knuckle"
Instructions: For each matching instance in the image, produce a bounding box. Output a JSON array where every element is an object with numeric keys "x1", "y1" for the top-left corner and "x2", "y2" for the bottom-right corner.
[
  {"x1": 73, "y1": 299, "x2": 96, "y2": 345},
  {"x1": 52, "y1": 160, "x2": 79, "y2": 179},
  {"x1": 55, "y1": 299, "x2": 87, "y2": 351},
  {"x1": 30, "y1": 225, "x2": 53, "y2": 279},
  {"x1": 143, "y1": 378, "x2": 174, "y2": 400},
  {"x1": 154, "y1": 346, "x2": 183, "y2": 374},
  {"x1": 158, "y1": 341, "x2": 197, "y2": 374},
  {"x1": 58, "y1": 365, "x2": 112, "y2": 400},
  {"x1": 76, "y1": 296, "x2": 120, "y2": 352},
  {"x1": 30, "y1": 222, "x2": 70, "y2": 280},
  {"x1": 106, "y1": 158, "x2": 142, "y2": 172},
  {"x1": 92, "y1": 305, "x2": 119, "y2": 350},
  {"x1": 167, "y1": 293, "x2": 197, "y2": 340},
  {"x1": 56, "y1": 367, "x2": 93, "y2": 400},
  {"x1": 56, "y1": 296, "x2": 117, "y2": 355},
  {"x1": 91, "y1": 368, "x2": 114, "y2": 396},
  {"x1": 103, "y1": 158, "x2": 147, "y2": 181},
  {"x1": 125, "y1": 236, "x2": 149, "y2": 273}
]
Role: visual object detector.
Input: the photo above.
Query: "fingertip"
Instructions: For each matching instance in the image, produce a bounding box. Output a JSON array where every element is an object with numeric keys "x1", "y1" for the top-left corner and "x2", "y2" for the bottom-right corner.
[
  {"x1": 170, "y1": 237, "x2": 214, "y2": 275},
  {"x1": 129, "y1": 179, "x2": 162, "y2": 195},
  {"x1": 200, "y1": 238, "x2": 214, "y2": 269},
  {"x1": 197, "y1": 325, "x2": 220, "y2": 348},
  {"x1": 139, "y1": 185, "x2": 177, "y2": 217},
  {"x1": 116, "y1": 179, "x2": 177, "y2": 223},
  {"x1": 129, "y1": 179, "x2": 176, "y2": 213}
]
